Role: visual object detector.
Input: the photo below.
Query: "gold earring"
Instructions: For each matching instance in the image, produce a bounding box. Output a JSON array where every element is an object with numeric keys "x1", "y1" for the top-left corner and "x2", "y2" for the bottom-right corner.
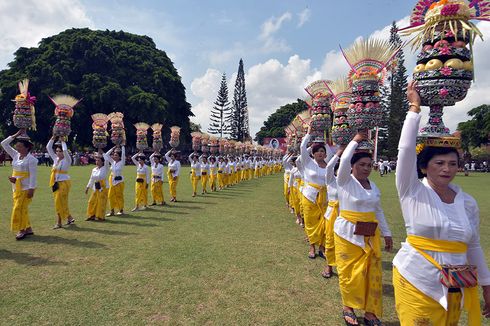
[{"x1": 421, "y1": 168, "x2": 427, "y2": 174}]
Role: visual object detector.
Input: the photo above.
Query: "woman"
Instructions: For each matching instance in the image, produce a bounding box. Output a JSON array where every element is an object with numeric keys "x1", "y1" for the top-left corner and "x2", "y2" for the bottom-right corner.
[
  {"x1": 85, "y1": 151, "x2": 110, "y2": 221},
  {"x1": 209, "y1": 156, "x2": 217, "y2": 192},
  {"x1": 321, "y1": 148, "x2": 343, "y2": 279},
  {"x1": 287, "y1": 157, "x2": 302, "y2": 224},
  {"x1": 283, "y1": 153, "x2": 293, "y2": 207},
  {"x1": 300, "y1": 128, "x2": 334, "y2": 259},
  {"x1": 131, "y1": 153, "x2": 150, "y2": 211},
  {"x1": 217, "y1": 156, "x2": 226, "y2": 190},
  {"x1": 392, "y1": 81, "x2": 490, "y2": 325},
  {"x1": 224, "y1": 157, "x2": 231, "y2": 187},
  {"x1": 199, "y1": 154, "x2": 210, "y2": 194},
  {"x1": 47, "y1": 136, "x2": 75, "y2": 228},
  {"x1": 335, "y1": 132, "x2": 392, "y2": 326},
  {"x1": 106, "y1": 145, "x2": 126, "y2": 216},
  {"x1": 189, "y1": 152, "x2": 201, "y2": 197},
  {"x1": 1, "y1": 130, "x2": 38, "y2": 240},
  {"x1": 165, "y1": 149, "x2": 181, "y2": 202},
  {"x1": 150, "y1": 152, "x2": 165, "y2": 206}
]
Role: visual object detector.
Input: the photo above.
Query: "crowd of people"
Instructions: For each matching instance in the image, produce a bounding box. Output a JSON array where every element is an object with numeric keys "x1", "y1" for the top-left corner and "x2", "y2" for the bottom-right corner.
[
  {"x1": 1, "y1": 132, "x2": 283, "y2": 239},
  {"x1": 282, "y1": 84, "x2": 490, "y2": 325}
]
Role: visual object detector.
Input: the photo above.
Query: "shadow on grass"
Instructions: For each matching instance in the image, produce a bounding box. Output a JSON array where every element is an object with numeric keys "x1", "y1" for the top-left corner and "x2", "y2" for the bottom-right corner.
[
  {"x1": 102, "y1": 219, "x2": 158, "y2": 227},
  {"x1": 63, "y1": 225, "x2": 136, "y2": 236},
  {"x1": 382, "y1": 261, "x2": 393, "y2": 271},
  {"x1": 23, "y1": 235, "x2": 106, "y2": 248},
  {"x1": 0, "y1": 249, "x2": 67, "y2": 266},
  {"x1": 383, "y1": 283, "x2": 394, "y2": 298},
  {"x1": 122, "y1": 214, "x2": 176, "y2": 221},
  {"x1": 178, "y1": 200, "x2": 216, "y2": 205}
]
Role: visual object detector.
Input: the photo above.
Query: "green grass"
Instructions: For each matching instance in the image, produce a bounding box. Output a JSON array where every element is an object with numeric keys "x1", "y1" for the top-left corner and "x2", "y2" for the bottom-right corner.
[{"x1": 0, "y1": 166, "x2": 489, "y2": 325}]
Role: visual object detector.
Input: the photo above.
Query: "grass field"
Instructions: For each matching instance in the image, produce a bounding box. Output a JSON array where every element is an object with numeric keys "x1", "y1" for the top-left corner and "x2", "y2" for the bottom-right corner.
[{"x1": 0, "y1": 165, "x2": 489, "y2": 325}]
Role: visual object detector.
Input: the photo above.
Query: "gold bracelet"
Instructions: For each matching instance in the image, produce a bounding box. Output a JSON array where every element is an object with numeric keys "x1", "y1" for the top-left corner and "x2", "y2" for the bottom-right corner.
[{"x1": 409, "y1": 102, "x2": 421, "y2": 112}]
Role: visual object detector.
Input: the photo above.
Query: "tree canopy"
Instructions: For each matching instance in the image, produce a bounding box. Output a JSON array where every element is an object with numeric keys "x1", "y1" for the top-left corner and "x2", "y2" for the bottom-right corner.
[
  {"x1": 458, "y1": 104, "x2": 490, "y2": 150},
  {"x1": 255, "y1": 99, "x2": 308, "y2": 144},
  {"x1": 0, "y1": 28, "x2": 193, "y2": 149}
]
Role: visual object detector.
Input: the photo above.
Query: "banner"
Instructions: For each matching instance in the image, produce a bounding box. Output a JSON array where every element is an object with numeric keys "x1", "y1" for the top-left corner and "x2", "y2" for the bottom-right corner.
[{"x1": 263, "y1": 137, "x2": 287, "y2": 153}]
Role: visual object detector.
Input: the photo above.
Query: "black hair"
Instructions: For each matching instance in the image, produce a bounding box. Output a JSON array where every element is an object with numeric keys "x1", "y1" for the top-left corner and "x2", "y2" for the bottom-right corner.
[
  {"x1": 417, "y1": 146, "x2": 460, "y2": 179},
  {"x1": 311, "y1": 143, "x2": 326, "y2": 154},
  {"x1": 351, "y1": 152, "x2": 372, "y2": 165},
  {"x1": 16, "y1": 139, "x2": 33, "y2": 152}
]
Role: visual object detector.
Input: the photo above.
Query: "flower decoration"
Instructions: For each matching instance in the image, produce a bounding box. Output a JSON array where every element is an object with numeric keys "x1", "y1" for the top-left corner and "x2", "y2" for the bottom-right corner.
[
  {"x1": 416, "y1": 143, "x2": 426, "y2": 154},
  {"x1": 440, "y1": 66, "x2": 453, "y2": 76}
]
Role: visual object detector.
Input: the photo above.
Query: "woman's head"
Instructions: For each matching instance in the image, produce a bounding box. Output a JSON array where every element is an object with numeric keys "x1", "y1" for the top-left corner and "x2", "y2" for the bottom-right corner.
[
  {"x1": 153, "y1": 154, "x2": 161, "y2": 164},
  {"x1": 351, "y1": 152, "x2": 372, "y2": 181},
  {"x1": 95, "y1": 155, "x2": 104, "y2": 167},
  {"x1": 112, "y1": 150, "x2": 121, "y2": 162},
  {"x1": 54, "y1": 145, "x2": 64, "y2": 159},
  {"x1": 137, "y1": 155, "x2": 146, "y2": 164},
  {"x1": 417, "y1": 147, "x2": 459, "y2": 185},
  {"x1": 15, "y1": 139, "x2": 33, "y2": 154},
  {"x1": 202, "y1": 156, "x2": 208, "y2": 163},
  {"x1": 311, "y1": 143, "x2": 326, "y2": 161},
  {"x1": 210, "y1": 157, "x2": 216, "y2": 163}
]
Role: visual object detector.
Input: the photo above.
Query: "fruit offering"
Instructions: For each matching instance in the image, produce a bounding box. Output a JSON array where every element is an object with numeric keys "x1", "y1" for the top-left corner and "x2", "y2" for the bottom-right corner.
[
  {"x1": 50, "y1": 95, "x2": 80, "y2": 140},
  {"x1": 108, "y1": 112, "x2": 126, "y2": 146},
  {"x1": 191, "y1": 132, "x2": 202, "y2": 151},
  {"x1": 91, "y1": 113, "x2": 109, "y2": 149},
  {"x1": 151, "y1": 123, "x2": 163, "y2": 151},
  {"x1": 169, "y1": 126, "x2": 181, "y2": 148},
  {"x1": 327, "y1": 77, "x2": 354, "y2": 145},
  {"x1": 134, "y1": 122, "x2": 150, "y2": 151},
  {"x1": 12, "y1": 79, "x2": 36, "y2": 138},
  {"x1": 304, "y1": 80, "x2": 332, "y2": 142},
  {"x1": 209, "y1": 136, "x2": 219, "y2": 154}
]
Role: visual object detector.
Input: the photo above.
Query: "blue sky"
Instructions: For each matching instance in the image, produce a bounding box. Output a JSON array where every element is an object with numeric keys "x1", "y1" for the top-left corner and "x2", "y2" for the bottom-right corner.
[{"x1": 1, "y1": 0, "x2": 489, "y2": 137}]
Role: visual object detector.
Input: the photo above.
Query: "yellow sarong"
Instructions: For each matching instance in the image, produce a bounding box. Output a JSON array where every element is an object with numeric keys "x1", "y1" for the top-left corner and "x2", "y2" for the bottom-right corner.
[
  {"x1": 190, "y1": 168, "x2": 200, "y2": 193},
  {"x1": 151, "y1": 175, "x2": 164, "y2": 204},
  {"x1": 335, "y1": 210, "x2": 382, "y2": 317},
  {"x1": 49, "y1": 168, "x2": 67, "y2": 187},
  {"x1": 167, "y1": 170, "x2": 178, "y2": 198},
  {"x1": 201, "y1": 173, "x2": 208, "y2": 192},
  {"x1": 290, "y1": 178, "x2": 301, "y2": 215},
  {"x1": 108, "y1": 175, "x2": 125, "y2": 211},
  {"x1": 217, "y1": 169, "x2": 224, "y2": 189},
  {"x1": 10, "y1": 170, "x2": 32, "y2": 231},
  {"x1": 135, "y1": 173, "x2": 148, "y2": 206},
  {"x1": 325, "y1": 200, "x2": 339, "y2": 266},
  {"x1": 53, "y1": 180, "x2": 71, "y2": 220},
  {"x1": 87, "y1": 179, "x2": 107, "y2": 219},
  {"x1": 210, "y1": 168, "x2": 217, "y2": 191},
  {"x1": 301, "y1": 182, "x2": 327, "y2": 246},
  {"x1": 397, "y1": 235, "x2": 481, "y2": 326}
]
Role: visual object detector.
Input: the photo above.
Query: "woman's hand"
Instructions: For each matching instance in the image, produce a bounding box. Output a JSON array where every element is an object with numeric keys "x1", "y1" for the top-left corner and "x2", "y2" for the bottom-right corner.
[
  {"x1": 12, "y1": 130, "x2": 22, "y2": 138},
  {"x1": 384, "y1": 236, "x2": 393, "y2": 252},
  {"x1": 85, "y1": 187, "x2": 89, "y2": 195},
  {"x1": 26, "y1": 189, "x2": 34, "y2": 199},
  {"x1": 307, "y1": 125, "x2": 312, "y2": 135},
  {"x1": 482, "y1": 285, "x2": 490, "y2": 318},
  {"x1": 407, "y1": 81, "x2": 421, "y2": 112},
  {"x1": 353, "y1": 131, "x2": 367, "y2": 143},
  {"x1": 336, "y1": 145, "x2": 346, "y2": 157}
]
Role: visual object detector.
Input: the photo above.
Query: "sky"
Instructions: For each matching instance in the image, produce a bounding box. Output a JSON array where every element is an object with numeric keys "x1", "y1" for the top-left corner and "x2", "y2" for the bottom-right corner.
[{"x1": 1, "y1": 0, "x2": 489, "y2": 138}]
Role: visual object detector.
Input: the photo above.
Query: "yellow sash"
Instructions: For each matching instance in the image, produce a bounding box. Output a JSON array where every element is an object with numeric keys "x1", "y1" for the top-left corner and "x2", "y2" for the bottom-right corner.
[
  {"x1": 328, "y1": 200, "x2": 339, "y2": 208},
  {"x1": 137, "y1": 173, "x2": 146, "y2": 181},
  {"x1": 12, "y1": 170, "x2": 29, "y2": 192},
  {"x1": 340, "y1": 210, "x2": 380, "y2": 258},
  {"x1": 307, "y1": 182, "x2": 326, "y2": 191},
  {"x1": 407, "y1": 235, "x2": 480, "y2": 326},
  {"x1": 49, "y1": 168, "x2": 67, "y2": 187}
]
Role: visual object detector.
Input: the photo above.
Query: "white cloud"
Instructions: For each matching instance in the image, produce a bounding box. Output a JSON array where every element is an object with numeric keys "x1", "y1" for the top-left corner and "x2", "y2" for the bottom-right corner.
[
  {"x1": 190, "y1": 68, "x2": 224, "y2": 133},
  {"x1": 259, "y1": 12, "x2": 292, "y2": 53},
  {"x1": 0, "y1": 0, "x2": 93, "y2": 69},
  {"x1": 297, "y1": 8, "x2": 311, "y2": 27}
]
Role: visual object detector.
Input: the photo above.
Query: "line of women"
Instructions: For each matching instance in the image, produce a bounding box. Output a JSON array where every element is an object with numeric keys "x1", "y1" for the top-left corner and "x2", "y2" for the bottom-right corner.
[
  {"x1": 188, "y1": 152, "x2": 282, "y2": 196},
  {"x1": 283, "y1": 85, "x2": 490, "y2": 325}
]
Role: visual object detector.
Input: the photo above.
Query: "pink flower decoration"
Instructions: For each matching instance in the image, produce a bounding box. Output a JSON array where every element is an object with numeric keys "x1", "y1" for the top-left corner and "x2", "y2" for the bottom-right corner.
[
  {"x1": 441, "y1": 4, "x2": 460, "y2": 16},
  {"x1": 439, "y1": 47, "x2": 451, "y2": 55},
  {"x1": 439, "y1": 88, "x2": 449, "y2": 97},
  {"x1": 440, "y1": 66, "x2": 452, "y2": 76},
  {"x1": 445, "y1": 30, "x2": 455, "y2": 38}
]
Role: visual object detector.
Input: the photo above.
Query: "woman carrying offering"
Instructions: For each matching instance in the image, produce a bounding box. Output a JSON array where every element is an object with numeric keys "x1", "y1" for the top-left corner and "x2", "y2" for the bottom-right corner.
[
  {"x1": 150, "y1": 152, "x2": 165, "y2": 206},
  {"x1": 300, "y1": 126, "x2": 333, "y2": 260},
  {"x1": 106, "y1": 145, "x2": 126, "y2": 216},
  {"x1": 217, "y1": 156, "x2": 226, "y2": 190},
  {"x1": 85, "y1": 151, "x2": 110, "y2": 221},
  {"x1": 131, "y1": 153, "x2": 150, "y2": 211},
  {"x1": 165, "y1": 149, "x2": 181, "y2": 202},
  {"x1": 209, "y1": 156, "x2": 217, "y2": 191},
  {"x1": 1, "y1": 130, "x2": 38, "y2": 240},
  {"x1": 199, "y1": 154, "x2": 210, "y2": 194},
  {"x1": 47, "y1": 136, "x2": 75, "y2": 228},
  {"x1": 321, "y1": 147, "x2": 343, "y2": 279},
  {"x1": 189, "y1": 152, "x2": 201, "y2": 197},
  {"x1": 392, "y1": 82, "x2": 490, "y2": 325},
  {"x1": 335, "y1": 132, "x2": 392, "y2": 326}
]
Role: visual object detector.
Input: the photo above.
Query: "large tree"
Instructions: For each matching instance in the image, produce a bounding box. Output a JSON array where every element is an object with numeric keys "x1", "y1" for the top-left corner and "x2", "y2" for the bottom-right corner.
[
  {"x1": 230, "y1": 59, "x2": 250, "y2": 141},
  {"x1": 255, "y1": 99, "x2": 308, "y2": 144},
  {"x1": 457, "y1": 104, "x2": 490, "y2": 150},
  {"x1": 383, "y1": 21, "x2": 409, "y2": 158},
  {"x1": 208, "y1": 73, "x2": 231, "y2": 138},
  {"x1": 0, "y1": 28, "x2": 193, "y2": 148}
]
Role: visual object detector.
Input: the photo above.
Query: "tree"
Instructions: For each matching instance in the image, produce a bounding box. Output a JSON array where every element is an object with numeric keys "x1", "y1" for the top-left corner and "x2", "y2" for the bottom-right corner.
[
  {"x1": 457, "y1": 104, "x2": 490, "y2": 150},
  {"x1": 376, "y1": 84, "x2": 391, "y2": 158},
  {"x1": 255, "y1": 99, "x2": 308, "y2": 144},
  {"x1": 383, "y1": 21, "x2": 409, "y2": 158},
  {"x1": 0, "y1": 28, "x2": 193, "y2": 147},
  {"x1": 230, "y1": 59, "x2": 250, "y2": 141},
  {"x1": 190, "y1": 121, "x2": 202, "y2": 132},
  {"x1": 208, "y1": 73, "x2": 231, "y2": 138}
]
